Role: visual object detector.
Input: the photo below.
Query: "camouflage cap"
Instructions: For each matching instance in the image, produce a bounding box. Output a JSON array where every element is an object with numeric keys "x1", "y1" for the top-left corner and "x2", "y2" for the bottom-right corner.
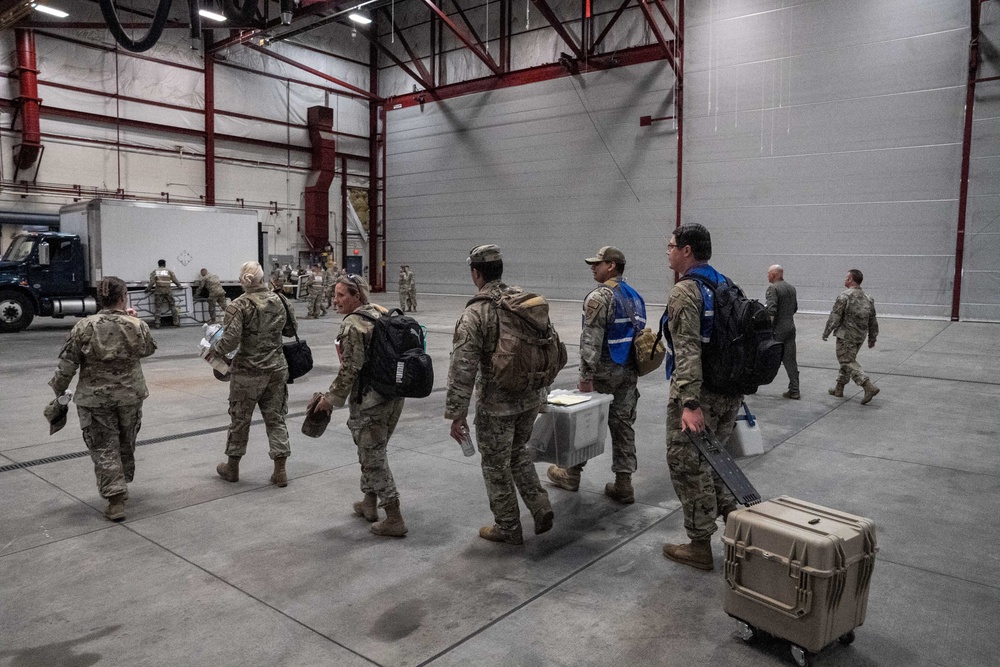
[
  {"x1": 585, "y1": 246, "x2": 626, "y2": 265},
  {"x1": 468, "y1": 244, "x2": 502, "y2": 264},
  {"x1": 301, "y1": 392, "x2": 331, "y2": 438},
  {"x1": 43, "y1": 398, "x2": 68, "y2": 435}
]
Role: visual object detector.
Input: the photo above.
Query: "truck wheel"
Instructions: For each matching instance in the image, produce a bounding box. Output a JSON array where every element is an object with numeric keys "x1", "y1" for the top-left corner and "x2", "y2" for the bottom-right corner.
[{"x1": 0, "y1": 291, "x2": 34, "y2": 333}]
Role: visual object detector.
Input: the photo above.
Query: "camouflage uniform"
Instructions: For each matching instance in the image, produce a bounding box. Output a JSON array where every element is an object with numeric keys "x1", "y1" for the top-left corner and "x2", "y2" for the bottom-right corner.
[
  {"x1": 325, "y1": 303, "x2": 404, "y2": 509},
  {"x1": 445, "y1": 279, "x2": 551, "y2": 538},
  {"x1": 398, "y1": 269, "x2": 408, "y2": 310},
  {"x1": 667, "y1": 272, "x2": 741, "y2": 540},
  {"x1": 148, "y1": 266, "x2": 182, "y2": 327},
  {"x1": 406, "y1": 270, "x2": 417, "y2": 312},
  {"x1": 324, "y1": 265, "x2": 339, "y2": 308},
  {"x1": 577, "y1": 276, "x2": 639, "y2": 474},
  {"x1": 823, "y1": 286, "x2": 879, "y2": 387},
  {"x1": 197, "y1": 272, "x2": 228, "y2": 323},
  {"x1": 305, "y1": 271, "x2": 327, "y2": 318},
  {"x1": 270, "y1": 269, "x2": 285, "y2": 292},
  {"x1": 49, "y1": 309, "x2": 157, "y2": 498},
  {"x1": 215, "y1": 285, "x2": 297, "y2": 460}
]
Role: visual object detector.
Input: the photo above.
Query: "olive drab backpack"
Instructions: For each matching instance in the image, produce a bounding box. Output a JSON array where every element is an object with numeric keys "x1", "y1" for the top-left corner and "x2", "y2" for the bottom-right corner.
[
  {"x1": 470, "y1": 291, "x2": 567, "y2": 393},
  {"x1": 354, "y1": 309, "x2": 434, "y2": 399}
]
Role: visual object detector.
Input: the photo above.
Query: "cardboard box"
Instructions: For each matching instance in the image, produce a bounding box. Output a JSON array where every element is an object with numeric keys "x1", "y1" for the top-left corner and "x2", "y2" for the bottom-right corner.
[{"x1": 529, "y1": 390, "x2": 613, "y2": 468}]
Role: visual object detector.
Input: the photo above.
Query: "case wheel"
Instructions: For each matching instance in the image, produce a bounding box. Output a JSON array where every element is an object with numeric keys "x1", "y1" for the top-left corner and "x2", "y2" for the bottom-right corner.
[
  {"x1": 735, "y1": 620, "x2": 757, "y2": 643},
  {"x1": 838, "y1": 630, "x2": 856, "y2": 645},
  {"x1": 790, "y1": 644, "x2": 811, "y2": 667}
]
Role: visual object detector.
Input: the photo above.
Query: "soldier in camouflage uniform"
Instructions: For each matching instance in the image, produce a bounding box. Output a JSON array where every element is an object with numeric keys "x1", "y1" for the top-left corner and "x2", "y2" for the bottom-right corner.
[
  {"x1": 662, "y1": 224, "x2": 742, "y2": 572},
  {"x1": 146, "y1": 259, "x2": 182, "y2": 328},
  {"x1": 324, "y1": 261, "x2": 339, "y2": 309},
  {"x1": 314, "y1": 274, "x2": 408, "y2": 537},
  {"x1": 49, "y1": 276, "x2": 157, "y2": 521},
  {"x1": 398, "y1": 265, "x2": 408, "y2": 310},
  {"x1": 405, "y1": 266, "x2": 417, "y2": 312},
  {"x1": 197, "y1": 268, "x2": 228, "y2": 324},
  {"x1": 445, "y1": 244, "x2": 554, "y2": 545},
  {"x1": 548, "y1": 246, "x2": 642, "y2": 504},
  {"x1": 823, "y1": 269, "x2": 880, "y2": 404},
  {"x1": 304, "y1": 264, "x2": 327, "y2": 318},
  {"x1": 214, "y1": 261, "x2": 297, "y2": 488},
  {"x1": 270, "y1": 263, "x2": 285, "y2": 293}
]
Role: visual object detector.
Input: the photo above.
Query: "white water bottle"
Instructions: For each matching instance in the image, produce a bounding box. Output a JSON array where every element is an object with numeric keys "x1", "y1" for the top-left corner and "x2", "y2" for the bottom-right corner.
[{"x1": 459, "y1": 427, "x2": 476, "y2": 457}]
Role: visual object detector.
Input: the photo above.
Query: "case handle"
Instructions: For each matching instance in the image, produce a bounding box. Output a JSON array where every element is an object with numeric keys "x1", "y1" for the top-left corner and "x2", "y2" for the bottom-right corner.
[{"x1": 726, "y1": 572, "x2": 814, "y2": 618}]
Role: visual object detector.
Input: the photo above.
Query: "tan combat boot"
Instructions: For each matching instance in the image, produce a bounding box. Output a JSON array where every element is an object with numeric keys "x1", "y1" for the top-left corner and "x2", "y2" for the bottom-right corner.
[
  {"x1": 353, "y1": 492, "x2": 379, "y2": 522},
  {"x1": 662, "y1": 538, "x2": 714, "y2": 571},
  {"x1": 371, "y1": 499, "x2": 407, "y2": 537},
  {"x1": 604, "y1": 472, "x2": 635, "y2": 504},
  {"x1": 531, "y1": 497, "x2": 555, "y2": 535},
  {"x1": 861, "y1": 380, "x2": 880, "y2": 405},
  {"x1": 216, "y1": 456, "x2": 240, "y2": 482},
  {"x1": 479, "y1": 525, "x2": 524, "y2": 545},
  {"x1": 270, "y1": 457, "x2": 288, "y2": 487},
  {"x1": 105, "y1": 493, "x2": 127, "y2": 522},
  {"x1": 546, "y1": 465, "x2": 582, "y2": 491},
  {"x1": 828, "y1": 381, "x2": 846, "y2": 397}
]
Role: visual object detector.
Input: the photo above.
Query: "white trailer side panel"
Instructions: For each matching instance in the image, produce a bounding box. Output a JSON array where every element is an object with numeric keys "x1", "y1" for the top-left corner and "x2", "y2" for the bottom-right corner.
[{"x1": 61, "y1": 200, "x2": 259, "y2": 285}]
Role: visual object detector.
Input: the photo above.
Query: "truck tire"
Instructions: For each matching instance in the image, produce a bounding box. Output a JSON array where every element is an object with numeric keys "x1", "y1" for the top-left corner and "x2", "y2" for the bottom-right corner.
[{"x1": 0, "y1": 291, "x2": 34, "y2": 333}]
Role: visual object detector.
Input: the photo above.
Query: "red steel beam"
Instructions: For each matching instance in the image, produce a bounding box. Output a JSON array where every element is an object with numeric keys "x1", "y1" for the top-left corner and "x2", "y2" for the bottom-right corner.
[
  {"x1": 528, "y1": 0, "x2": 584, "y2": 61},
  {"x1": 246, "y1": 44, "x2": 381, "y2": 100},
  {"x1": 205, "y1": 48, "x2": 216, "y2": 206},
  {"x1": 377, "y1": 8, "x2": 435, "y2": 87},
  {"x1": 952, "y1": 0, "x2": 981, "y2": 321},
  {"x1": 217, "y1": 60, "x2": 371, "y2": 101},
  {"x1": 419, "y1": 0, "x2": 502, "y2": 76},
  {"x1": 675, "y1": 0, "x2": 683, "y2": 231},
  {"x1": 651, "y1": 0, "x2": 678, "y2": 41},
  {"x1": 359, "y1": 24, "x2": 433, "y2": 90},
  {"x1": 386, "y1": 42, "x2": 669, "y2": 109},
  {"x1": 448, "y1": 0, "x2": 501, "y2": 72},
  {"x1": 590, "y1": 0, "x2": 632, "y2": 55},
  {"x1": 636, "y1": 0, "x2": 673, "y2": 67}
]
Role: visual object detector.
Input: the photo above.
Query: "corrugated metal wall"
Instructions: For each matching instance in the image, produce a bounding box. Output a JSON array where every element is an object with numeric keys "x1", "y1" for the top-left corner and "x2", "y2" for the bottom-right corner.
[{"x1": 386, "y1": 0, "x2": 994, "y2": 319}]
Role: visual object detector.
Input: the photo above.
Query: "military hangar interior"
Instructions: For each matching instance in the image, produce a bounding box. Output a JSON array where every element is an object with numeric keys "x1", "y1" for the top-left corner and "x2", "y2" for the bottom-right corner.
[{"x1": 1, "y1": 0, "x2": 999, "y2": 665}]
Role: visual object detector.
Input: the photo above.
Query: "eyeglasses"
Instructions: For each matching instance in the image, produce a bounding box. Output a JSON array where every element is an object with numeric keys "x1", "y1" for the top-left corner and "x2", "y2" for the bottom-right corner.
[{"x1": 666, "y1": 243, "x2": 679, "y2": 251}]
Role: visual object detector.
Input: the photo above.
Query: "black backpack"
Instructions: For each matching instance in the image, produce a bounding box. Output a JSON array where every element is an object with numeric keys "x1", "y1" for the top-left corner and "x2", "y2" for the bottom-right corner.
[
  {"x1": 354, "y1": 309, "x2": 434, "y2": 399},
  {"x1": 674, "y1": 273, "x2": 784, "y2": 396}
]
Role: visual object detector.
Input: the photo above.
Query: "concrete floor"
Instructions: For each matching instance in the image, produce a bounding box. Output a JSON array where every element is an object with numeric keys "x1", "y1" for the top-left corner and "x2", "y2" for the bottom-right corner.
[{"x1": 1, "y1": 292, "x2": 999, "y2": 667}]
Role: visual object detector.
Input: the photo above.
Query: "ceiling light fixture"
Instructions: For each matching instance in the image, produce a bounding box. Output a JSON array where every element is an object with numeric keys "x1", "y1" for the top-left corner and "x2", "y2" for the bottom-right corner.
[
  {"x1": 198, "y1": 9, "x2": 227, "y2": 21},
  {"x1": 347, "y1": 12, "x2": 371, "y2": 24},
  {"x1": 32, "y1": 3, "x2": 69, "y2": 17}
]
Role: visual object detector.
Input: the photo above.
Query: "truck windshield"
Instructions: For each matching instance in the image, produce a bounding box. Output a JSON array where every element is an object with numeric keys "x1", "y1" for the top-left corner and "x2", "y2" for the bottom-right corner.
[{"x1": 2, "y1": 236, "x2": 35, "y2": 262}]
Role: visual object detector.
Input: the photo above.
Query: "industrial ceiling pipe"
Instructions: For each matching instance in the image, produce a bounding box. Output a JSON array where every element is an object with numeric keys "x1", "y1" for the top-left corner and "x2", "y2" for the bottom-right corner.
[
  {"x1": 13, "y1": 28, "x2": 42, "y2": 172},
  {"x1": 99, "y1": 0, "x2": 173, "y2": 52}
]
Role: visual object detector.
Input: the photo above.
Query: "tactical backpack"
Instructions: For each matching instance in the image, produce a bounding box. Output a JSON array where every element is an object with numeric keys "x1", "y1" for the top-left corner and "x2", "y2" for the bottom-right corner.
[
  {"x1": 354, "y1": 309, "x2": 434, "y2": 399},
  {"x1": 661, "y1": 273, "x2": 784, "y2": 396},
  {"x1": 470, "y1": 291, "x2": 567, "y2": 393}
]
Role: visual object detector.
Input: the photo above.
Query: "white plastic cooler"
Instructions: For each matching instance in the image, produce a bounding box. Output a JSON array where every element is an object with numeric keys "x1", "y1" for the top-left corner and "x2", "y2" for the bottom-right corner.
[{"x1": 528, "y1": 390, "x2": 613, "y2": 468}]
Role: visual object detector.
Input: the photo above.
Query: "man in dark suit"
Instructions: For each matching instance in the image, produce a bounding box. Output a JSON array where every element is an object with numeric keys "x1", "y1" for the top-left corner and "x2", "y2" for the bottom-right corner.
[{"x1": 766, "y1": 265, "x2": 800, "y2": 399}]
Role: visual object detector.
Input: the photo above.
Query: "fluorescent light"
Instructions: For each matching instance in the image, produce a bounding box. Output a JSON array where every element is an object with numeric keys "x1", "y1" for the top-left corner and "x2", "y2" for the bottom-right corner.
[
  {"x1": 198, "y1": 9, "x2": 227, "y2": 21},
  {"x1": 32, "y1": 3, "x2": 69, "y2": 17},
  {"x1": 347, "y1": 12, "x2": 371, "y2": 24}
]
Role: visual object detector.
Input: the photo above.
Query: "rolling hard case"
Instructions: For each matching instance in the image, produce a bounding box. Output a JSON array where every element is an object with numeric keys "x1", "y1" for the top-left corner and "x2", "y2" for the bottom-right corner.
[{"x1": 722, "y1": 496, "x2": 878, "y2": 666}]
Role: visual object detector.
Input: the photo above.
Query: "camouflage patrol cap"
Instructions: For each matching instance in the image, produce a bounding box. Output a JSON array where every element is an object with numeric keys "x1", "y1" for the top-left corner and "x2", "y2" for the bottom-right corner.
[
  {"x1": 468, "y1": 244, "x2": 502, "y2": 264},
  {"x1": 585, "y1": 246, "x2": 626, "y2": 265},
  {"x1": 44, "y1": 398, "x2": 69, "y2": 435}
]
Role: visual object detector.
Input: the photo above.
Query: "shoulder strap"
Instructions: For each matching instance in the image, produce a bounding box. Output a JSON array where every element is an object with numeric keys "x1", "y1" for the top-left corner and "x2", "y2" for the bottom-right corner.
[{"x1": 276, "y1": 293, "x2": 299, "y2": 343}]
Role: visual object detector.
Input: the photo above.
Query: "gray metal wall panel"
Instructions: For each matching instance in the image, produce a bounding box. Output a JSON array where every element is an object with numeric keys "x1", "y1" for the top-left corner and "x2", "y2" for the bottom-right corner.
[{"x1": 386, "y1": 0, "x2": 984, "y2": 319}]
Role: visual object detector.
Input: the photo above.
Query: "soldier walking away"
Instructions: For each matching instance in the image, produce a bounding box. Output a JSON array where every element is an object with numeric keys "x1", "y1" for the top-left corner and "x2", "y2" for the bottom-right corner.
[
  {"x1": 662, "y1": 224, "x2": 743, "y2": 572},
  {"x1": 270, "y1": 262, "x2": 285, "y2": 293},
  {"x1": 313, "y1": 274, "x2": 409, "y2": 538},
  {"x1": 823, "y1": 269, "x2": 880, "y2": 404},
  {"x1": 49, "y1": 276, "x2": 157, "y2": 521},
  {"x1": 212, "y1": 261, "x2": 297, "y2": 488},
  {"x1": 146, "y1": 259, "x2": 182, "y2": 328},
  {"x1": 548, "y1": 246, "x2": 642, "y2": 504},
  {"x1": 398, "y1": 265, "x2": 417, "y2": 312},
  {"x1": 324, "y1": 261, "x2": 339, "y2": 309},
  {"x1": 765, "y1": 264, "x2": 800, "y2": 399},
  {"x1": 197, "y1": 268, "x2": 228, "y2": 324},
  {"x1": 305, "y1": 264, "x2": 327, "y2": 319},
  {"x1": 445, "y1": 244, "x2": 554, "y2": 546}
]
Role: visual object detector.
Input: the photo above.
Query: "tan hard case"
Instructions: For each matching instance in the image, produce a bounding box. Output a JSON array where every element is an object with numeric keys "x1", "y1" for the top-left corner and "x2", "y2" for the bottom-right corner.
[{"x1": 722, "y1": 496, "x2": 877, "y2": 656}]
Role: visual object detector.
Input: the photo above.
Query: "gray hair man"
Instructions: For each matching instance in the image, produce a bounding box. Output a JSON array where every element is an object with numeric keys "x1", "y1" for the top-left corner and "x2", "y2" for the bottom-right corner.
[{"x1": 765, "y1": 264, "x2": 800, "y2": 399}]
